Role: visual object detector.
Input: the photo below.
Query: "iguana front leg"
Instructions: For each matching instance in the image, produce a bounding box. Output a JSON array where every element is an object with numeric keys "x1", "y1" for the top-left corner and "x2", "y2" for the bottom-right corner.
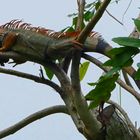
[
  {"x1": 0, "y1": 31, "x2": 18, "y2": 51},
  {"x1": 0, "y1": 31, "x2": 27, "y2": 66}
]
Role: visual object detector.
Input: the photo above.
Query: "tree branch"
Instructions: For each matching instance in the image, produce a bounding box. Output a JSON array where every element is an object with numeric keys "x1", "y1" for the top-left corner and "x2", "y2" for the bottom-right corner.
[
  {"x1": 0, "y1": 37, "x2": 83, "y2": 139},
  {"x1": 61, "y1": 55, "x2": 72, "y2": 73},
  {"x1": 77, "y1": 0, "x2": 111, "y2": 43},
  {"x1": 0, "y1": 67, "x2": 63, "y2": 95},
  {"x1": 0, "y1": 51, "x2": 72, "y2": 97},
  {"x1": 71, "y1": 0, "x2": 85, "y2": 90},
  {"x1": 69, "y1": 1, "x2": 102, "y2": 139},
  {"x1": 121, "y1": 12, "x2": 140, "y2": 88},
  {"x1": 76, "y1": 0, "x2": 85, "y2": 31},
  {"x1": 60, "y1": 0, "x2": 85, "y2": 74},
  {"x1": 82, "y1": 53, "x2": 140, "y2": 103},
  {"x1": 122, "y1": 70, "x2": 133, "y2": 88},
  {"x1": 0, "y1": 105, "x2": 68, "y2": 139},
  {"x1": 106, "y1": 9, "x2": 123, "y2": 26},
  {"x1": 108, "y1": 100, "x2": 140, "y2": 139}
]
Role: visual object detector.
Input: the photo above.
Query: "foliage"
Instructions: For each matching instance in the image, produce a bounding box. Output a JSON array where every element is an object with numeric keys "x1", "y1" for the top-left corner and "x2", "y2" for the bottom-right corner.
[
  {"x1": 67, "y1": 1, "x2": 101, "y2": 31},
  {"x1": 79, "y1": 61, "x2": 90, "y2": 81},
  {"x1": 44, "y1": 1, "x2": 101, "y2": 80},
  {"x1": 44, "y1": 67, "x2": 54, "y2": 80},
  {"x1": 1, "y1": 0, "x2": 140, "y2": 139},
  {"x1": 135, "y1": 63, "x2": 140, "y2": 80},
  {"x1": 44, "y1": 4, "x2": 140, "y2": 108},
  {"x1": 104, "y1": 19, "x2": 140, "y2": 79},
  {"x1": 86, "y1": 74, "x2": 119, "y2": 108}
]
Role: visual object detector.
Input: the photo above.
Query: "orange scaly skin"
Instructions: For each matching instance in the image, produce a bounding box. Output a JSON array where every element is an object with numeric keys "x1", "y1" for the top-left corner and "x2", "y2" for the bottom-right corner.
[
  {"x1": 0, "y1": 20, "x2": 108, "y2": 62},
  {"x1": 0, "y1": 20, "x2": 84, "y2": 54},
  {"x1": 0, "y1": 20, "x2": 102, "y2": 54},
  {"x1": 0, "y1": 31, "x2": 18, "y2": 51}
]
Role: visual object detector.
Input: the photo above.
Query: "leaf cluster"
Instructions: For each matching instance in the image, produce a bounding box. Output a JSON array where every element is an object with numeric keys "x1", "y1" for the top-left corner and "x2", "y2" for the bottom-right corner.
[
  {"x1": 86, "y1": 74, "x2": 119, "y2": 108},
  {"x1": 66, "y1": 1, "x2": 101, "y2": 31},
  {"x1": 42, "y1": 2, "x2": 140, "y2": 111},
  {"x1": 43, "y1": 1, "x2": 102, "y2": 80},
  {"x1": 104, "y1": 19, "x2": 140, "y2": 79}
]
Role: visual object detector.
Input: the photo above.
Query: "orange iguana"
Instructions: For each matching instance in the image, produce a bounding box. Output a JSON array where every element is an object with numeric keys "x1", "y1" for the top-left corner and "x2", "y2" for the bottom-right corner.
[
  {"x1": 0, "y1": 20, "x2": 140, "y2": 89},
  {"x1": 0, "y1": 20, "x2": 111, "y2": 65}
]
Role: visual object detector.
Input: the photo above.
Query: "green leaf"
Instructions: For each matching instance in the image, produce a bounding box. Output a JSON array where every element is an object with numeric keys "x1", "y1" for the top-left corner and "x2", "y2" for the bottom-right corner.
[
  {"x1": 123, "y1": 58, "x2": 134, "y2": 67},
  {"x1": 104, "y1": 47, "x2": 139, "y2": 67},
  {"x1": 87, "y1": 82, "x2": 97, "y2": 86},
  {"x1": 95, "y1": 1, "x2": 101, "y2": 10},
  {"x1": 84, "y1": 11, "x2": 94, "y2": 21},
  {"x1": 134, "y1": 19, "x2": 140, "y2": 32},
  {"x1": 86, "y1": 74, "x2": 119, "y2": 108},
  {"x1": 44, "y1": 67, "x2": 54, "y2": 80},
  {"x1": 105, "y1": 67, "x2": 120, "y2": 77},
  {"x1": 107, "y1": 47, "x2": 128, "y2": 56},
  {"x1": 88, "y1": 92, "x2": 111, "y2": 109},
  {"x1": 72, "y1": 17, "x2": 78, "y2": 30},
  {"x1": 134, "y1": 68, "x2": 140, "y2": 80},
  {"x1": 66, "y1": 26, "x2": 75, "y2": 32},
  {"x1": 79, "y1": 61, "x2": 90, "y2": 81},
  {"x1": 112, "y1": 37, "x2": 140, "y2": 48}
]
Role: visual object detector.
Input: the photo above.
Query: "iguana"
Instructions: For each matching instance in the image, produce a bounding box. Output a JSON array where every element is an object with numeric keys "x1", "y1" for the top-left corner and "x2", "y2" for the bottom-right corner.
[
  {"x1": 0, "y1": 20, "x2": 111, "y2": 65},
  {"x1": 0, "y1": 20, "x2": 140, "y2": 90}
]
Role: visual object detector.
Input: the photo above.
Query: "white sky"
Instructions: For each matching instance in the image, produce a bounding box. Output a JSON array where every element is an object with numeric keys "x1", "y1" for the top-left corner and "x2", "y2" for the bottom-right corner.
[{"x1": 0, "y1": 0, "x2": 140, "y2": 140}]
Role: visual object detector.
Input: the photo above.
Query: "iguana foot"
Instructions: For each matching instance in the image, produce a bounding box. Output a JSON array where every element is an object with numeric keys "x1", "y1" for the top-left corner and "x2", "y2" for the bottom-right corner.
[{"x1": 71, "y1": 40, "x2": 83, "y2": 50}]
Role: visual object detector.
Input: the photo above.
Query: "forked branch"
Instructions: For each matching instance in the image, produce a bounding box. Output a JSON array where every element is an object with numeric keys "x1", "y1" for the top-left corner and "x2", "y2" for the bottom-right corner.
[{"x1": 82, "y1": 53, "x2": 140, "y2": 103}]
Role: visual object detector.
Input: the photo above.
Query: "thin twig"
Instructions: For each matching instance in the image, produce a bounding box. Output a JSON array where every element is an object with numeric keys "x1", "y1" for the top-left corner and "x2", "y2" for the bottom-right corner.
[
  {"x1": 0, "y1": 67, "x2": 63, "y2": 94},
  {"x1": 108, "y1": 100, "x2": 140, "y2": 139},
  {"x1": 82, "y1": 53, "x2": 140, "y2": 103},
  {"x1": 122, "y1": 70, "x2": 133, "y2": 88},
  {"x1": 76, "y1": 0, "x2": 85, "y2": 31},
  {"x1": 121, "y1": 0, "x2": 133, "y2": 23},
  {"x1": 0, "y1": 105, "x2": 69, "y2": 139},
  {"x1": 106, "y1": 9, "x2": 123, "y2": 26},
  {"x1": 61, "y1": 55, "x2": 72, "y2": 73}
]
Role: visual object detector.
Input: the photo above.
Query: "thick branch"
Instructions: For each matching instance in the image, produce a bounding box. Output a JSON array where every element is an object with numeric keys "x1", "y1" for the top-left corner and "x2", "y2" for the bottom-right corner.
[
  {"x1": 71, "y1": 0, "x2": 85, "y2": 91},
  {"x1": 0, "y1": 67, "x2": 63, "y2": 95},
  {"x1": 69, "y1": 1, "x2": 102, "y2": 139},
  {"x1": 108, "y1": 100, "x2": 140, "y2": 139},
  {"x1": 0, "y1": 105, "x2": 68, "y2": 139},
  {"x1": 82, "y1": 53, "x2": 140, "y2": 103},
  {"x1": 0, "y1": 51, "x2": 71, "y2": 93}
]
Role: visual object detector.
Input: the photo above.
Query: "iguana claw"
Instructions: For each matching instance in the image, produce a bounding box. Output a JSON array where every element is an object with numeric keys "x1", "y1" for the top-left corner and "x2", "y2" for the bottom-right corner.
[{"x1": 71, "y1": 40, "x2": 83, "y2": 50}]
